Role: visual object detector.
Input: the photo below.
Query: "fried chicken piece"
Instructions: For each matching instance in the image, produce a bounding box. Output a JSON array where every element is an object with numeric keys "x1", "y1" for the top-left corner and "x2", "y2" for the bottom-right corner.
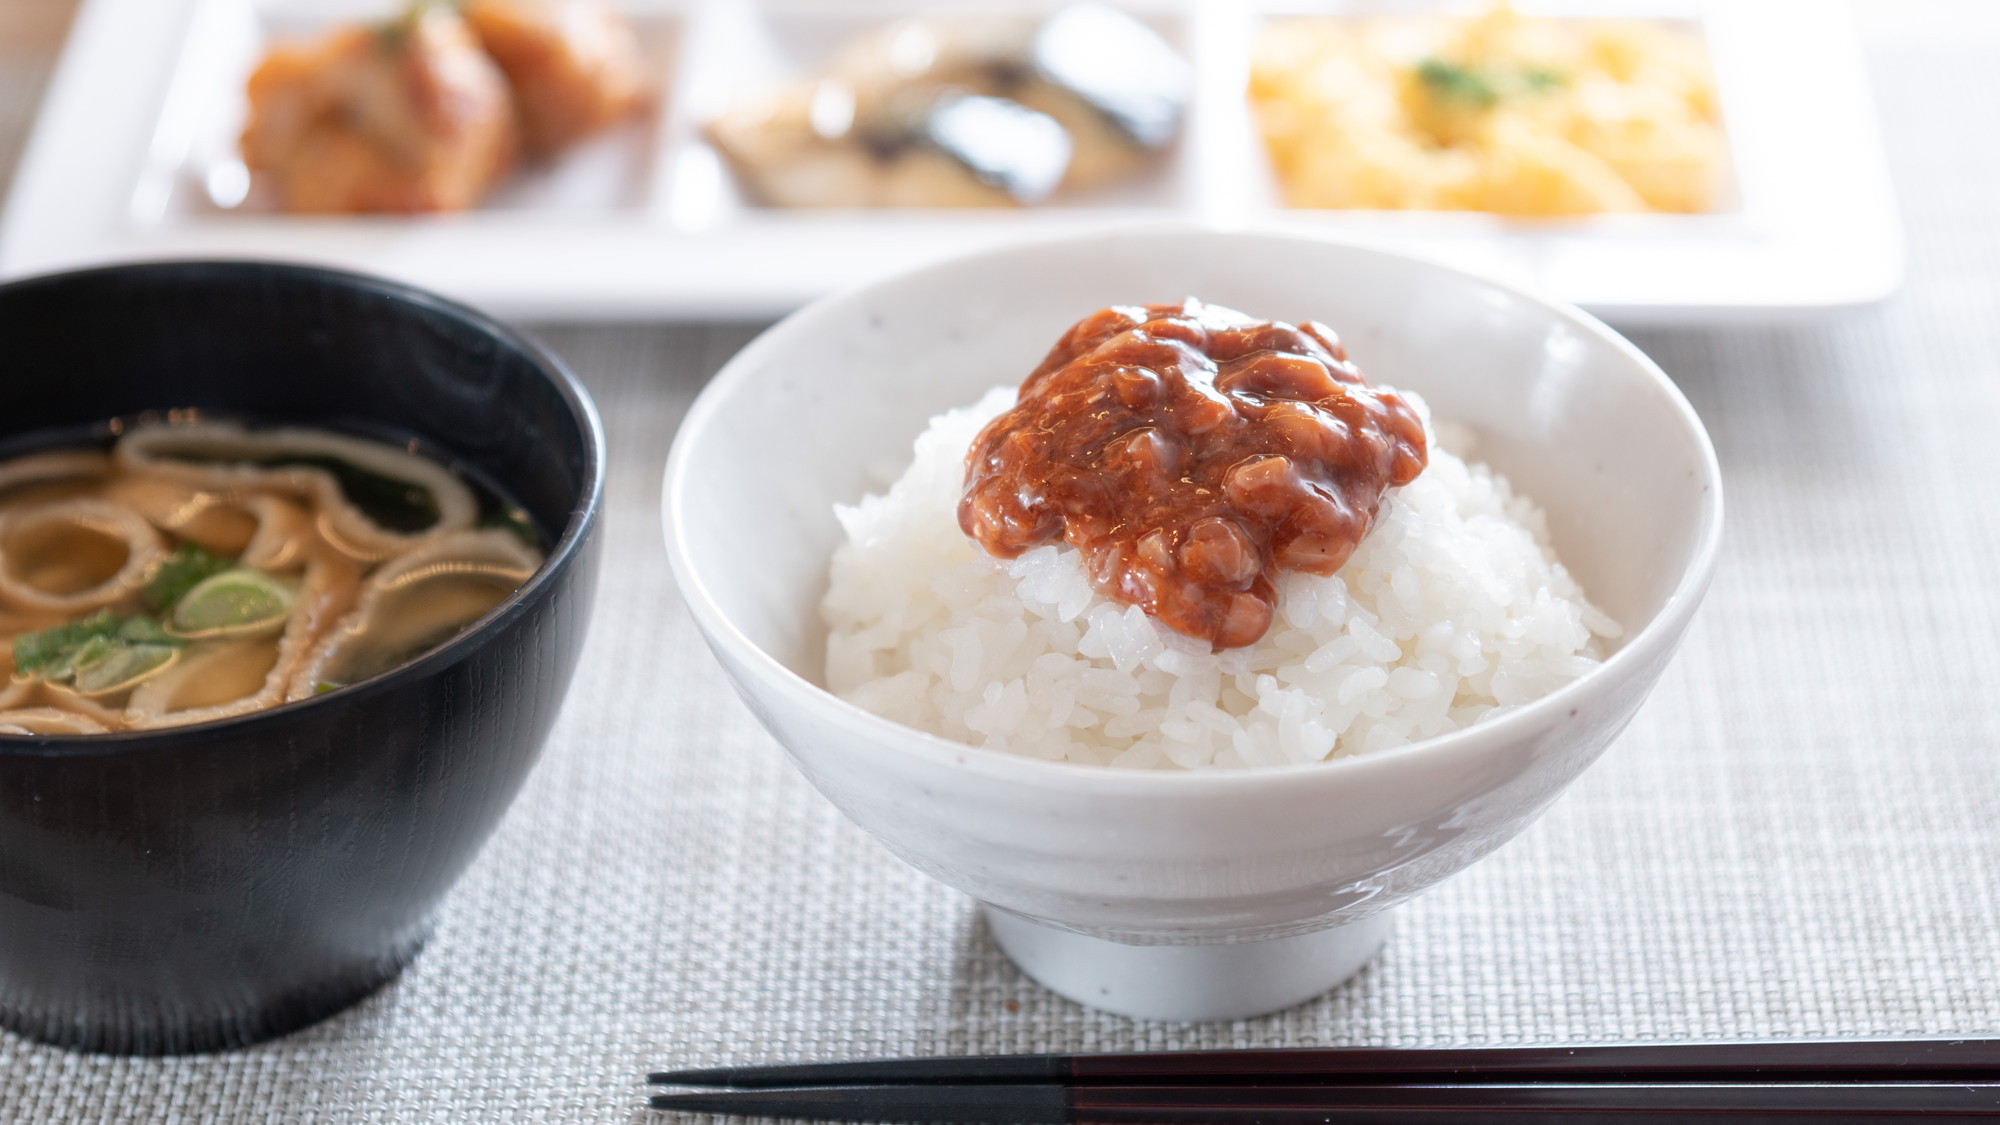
[
  {"x1": 461, "y1": 0, "x2": 648, "y2": 157},
  {"x1": 241, "y1": 8, "x2": 518, "y2": 213}
]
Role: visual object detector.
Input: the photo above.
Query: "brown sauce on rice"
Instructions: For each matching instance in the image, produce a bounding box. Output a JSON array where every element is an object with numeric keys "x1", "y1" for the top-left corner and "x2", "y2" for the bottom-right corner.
[{"x1": 959, "y1": 299, "x2": 1428, "y2": 649}]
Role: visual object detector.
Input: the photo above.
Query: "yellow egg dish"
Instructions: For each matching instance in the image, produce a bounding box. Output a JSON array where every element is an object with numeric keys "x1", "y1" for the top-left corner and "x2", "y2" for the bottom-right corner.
[{"x1": 1250, "y1": 4, "x2": 1727, "y2": 216}]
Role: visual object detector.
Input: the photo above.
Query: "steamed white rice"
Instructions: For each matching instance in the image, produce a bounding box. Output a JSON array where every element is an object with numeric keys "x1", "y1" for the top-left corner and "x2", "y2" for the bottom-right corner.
[{"x1": 822, "y1": 386, "x2": 1620, "y2": 769}]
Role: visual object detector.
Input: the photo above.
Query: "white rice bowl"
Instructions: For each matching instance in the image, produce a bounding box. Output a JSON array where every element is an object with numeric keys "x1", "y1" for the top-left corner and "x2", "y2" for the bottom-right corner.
[{"x1": 822, "y1": 386, "x2": 1621, "y2": 769}]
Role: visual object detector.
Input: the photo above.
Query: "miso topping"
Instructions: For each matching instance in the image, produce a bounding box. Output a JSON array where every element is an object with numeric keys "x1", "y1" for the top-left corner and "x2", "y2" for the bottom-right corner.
[{"x1": 959, "y1": 300, "x2": 1428, "y2": 649}]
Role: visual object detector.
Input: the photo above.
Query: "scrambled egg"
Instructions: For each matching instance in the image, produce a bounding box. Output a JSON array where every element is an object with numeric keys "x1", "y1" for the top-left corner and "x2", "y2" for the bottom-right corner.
[{"x1": 1250, "y1": 5, "x2": 1727, "y2": 216}]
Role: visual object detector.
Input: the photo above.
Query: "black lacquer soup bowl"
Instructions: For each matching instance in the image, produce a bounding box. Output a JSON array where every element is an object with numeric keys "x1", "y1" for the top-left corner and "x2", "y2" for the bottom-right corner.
[{"x1": 0, "y1": 261, "x2": 604, "y2": 1054}]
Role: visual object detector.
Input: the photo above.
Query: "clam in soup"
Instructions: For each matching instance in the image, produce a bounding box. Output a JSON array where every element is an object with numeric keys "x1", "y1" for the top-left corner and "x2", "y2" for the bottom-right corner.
[{"x1": 0, "y1": 422, "x2": 543, "y2": 734}]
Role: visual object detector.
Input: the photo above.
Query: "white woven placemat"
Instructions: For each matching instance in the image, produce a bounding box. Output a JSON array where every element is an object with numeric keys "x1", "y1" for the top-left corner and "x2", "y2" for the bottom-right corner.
[{"x1": 1, "y1": 10, "x2": 1997, "y2": 1122}]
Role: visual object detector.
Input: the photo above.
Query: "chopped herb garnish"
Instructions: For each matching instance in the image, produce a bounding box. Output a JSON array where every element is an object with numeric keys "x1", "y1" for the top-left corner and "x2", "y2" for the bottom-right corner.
[
  {"x1": 373, "y1": 0, "x2": 456, "y2": 50},
  {"x1": 1418, "y1": 58, "x2": 1499, "y2": 108},
  {"x1": 11, "y1": 609, "x2": 186, "y2": 693},
  {"x1": 315, "y1": 681, "x2": 342, "y2": 695},
  {"x1": 1521, "y1": 66, "x2": 1567, "y2": 92},
  {"x1": 1418, "y1": 58, "x2": 1566, "y2": 107},
  {"x1": 117, "y1": 615, "x2": 175, "y2": 645},
  {"x1": 13, "y1": 610, "x2": 127, "y2": 675},
  {"x1": 144, "y1": 545, "x2": 233, "y2": 613}
]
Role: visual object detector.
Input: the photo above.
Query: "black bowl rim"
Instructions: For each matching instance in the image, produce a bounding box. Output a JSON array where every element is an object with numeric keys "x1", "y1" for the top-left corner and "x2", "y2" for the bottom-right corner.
[{"x1": 0, "y1": 259, "x2": 607, "y2": 758}]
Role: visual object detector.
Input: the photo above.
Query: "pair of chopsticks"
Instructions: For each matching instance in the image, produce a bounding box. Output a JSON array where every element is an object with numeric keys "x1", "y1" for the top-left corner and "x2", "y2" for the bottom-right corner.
[{"x1": 647, "y1": 1037, "x2": 2000, "y2": 1122}]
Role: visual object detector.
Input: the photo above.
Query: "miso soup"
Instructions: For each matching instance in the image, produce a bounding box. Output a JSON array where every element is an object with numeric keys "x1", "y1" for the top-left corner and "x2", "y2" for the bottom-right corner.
[{"x1": 0, "y1": 420, "x2": 543, "y2": 734}]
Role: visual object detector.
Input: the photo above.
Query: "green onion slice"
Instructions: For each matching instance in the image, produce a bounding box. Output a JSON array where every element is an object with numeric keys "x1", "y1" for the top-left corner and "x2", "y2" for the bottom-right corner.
[
  {"x1": 169, "y1": 569, "x2": 297, "y2": 639},
  {"x1": 71, "y1": 643, "x2": 181, "y2": 696}
]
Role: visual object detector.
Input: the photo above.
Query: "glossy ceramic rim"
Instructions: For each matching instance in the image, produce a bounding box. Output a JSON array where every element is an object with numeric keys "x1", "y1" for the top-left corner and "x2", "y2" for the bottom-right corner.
[
  {"x1": 0, "y1": 259, "x2": 607, "y2": 755},
  {"x1": 664, "y1": 225, "x2": 1724, "y2": 794}
]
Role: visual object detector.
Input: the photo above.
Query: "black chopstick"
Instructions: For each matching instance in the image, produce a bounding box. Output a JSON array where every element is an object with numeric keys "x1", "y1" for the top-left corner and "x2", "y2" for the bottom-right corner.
[
  {"x1": 648, "y1": 1080, "x2": 2000, "y2": 1123},
  {"x1": 649, "y1": 1036, "x2": 2000, "y2": 1088}
]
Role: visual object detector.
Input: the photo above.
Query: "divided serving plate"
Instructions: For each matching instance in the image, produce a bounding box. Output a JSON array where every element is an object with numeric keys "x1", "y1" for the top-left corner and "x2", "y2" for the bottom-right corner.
[{"x1": 0, "y1": 0, "x2": 1900, "y2": 323}]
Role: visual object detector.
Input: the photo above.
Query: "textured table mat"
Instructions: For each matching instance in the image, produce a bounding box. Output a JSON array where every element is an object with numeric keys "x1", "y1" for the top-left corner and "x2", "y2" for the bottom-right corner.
[{"x1": 1, "y1": 6, "x2": 1997, "y2": 1122}]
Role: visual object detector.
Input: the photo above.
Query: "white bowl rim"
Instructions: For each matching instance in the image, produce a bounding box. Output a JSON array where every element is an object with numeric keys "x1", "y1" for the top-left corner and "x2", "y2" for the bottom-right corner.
[{"x1": 663, "y1": 224, "x2": 1724, "y2": 796}]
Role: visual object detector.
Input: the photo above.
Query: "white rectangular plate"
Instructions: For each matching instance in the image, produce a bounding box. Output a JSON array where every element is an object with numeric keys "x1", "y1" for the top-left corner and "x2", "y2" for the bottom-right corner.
[{"x1": 0, "y1": 0, "x2": 1902, "y2": 324}]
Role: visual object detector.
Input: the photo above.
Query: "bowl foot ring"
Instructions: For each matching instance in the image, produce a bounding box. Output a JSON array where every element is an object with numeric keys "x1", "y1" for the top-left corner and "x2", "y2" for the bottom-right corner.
[{"x1": 983, "y1": 907, "x2": 1392, "y2": 1022}]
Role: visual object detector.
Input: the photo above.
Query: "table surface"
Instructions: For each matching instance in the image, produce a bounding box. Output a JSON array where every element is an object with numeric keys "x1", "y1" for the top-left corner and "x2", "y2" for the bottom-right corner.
[{"x1": 2, "y1": 3, "x2": 1996, "y2": 1122}]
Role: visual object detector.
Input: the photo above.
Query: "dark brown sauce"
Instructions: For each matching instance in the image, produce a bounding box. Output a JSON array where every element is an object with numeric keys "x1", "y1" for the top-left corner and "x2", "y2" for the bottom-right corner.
[{"x1": 958, "y1": 300, "x2": 1428, "y2": 649}]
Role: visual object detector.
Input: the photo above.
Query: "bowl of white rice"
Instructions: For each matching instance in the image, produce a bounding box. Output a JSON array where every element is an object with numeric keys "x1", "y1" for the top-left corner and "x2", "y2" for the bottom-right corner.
[{"x1": 662, "y1": 228, "x2": 1722, "y2": 1021}]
